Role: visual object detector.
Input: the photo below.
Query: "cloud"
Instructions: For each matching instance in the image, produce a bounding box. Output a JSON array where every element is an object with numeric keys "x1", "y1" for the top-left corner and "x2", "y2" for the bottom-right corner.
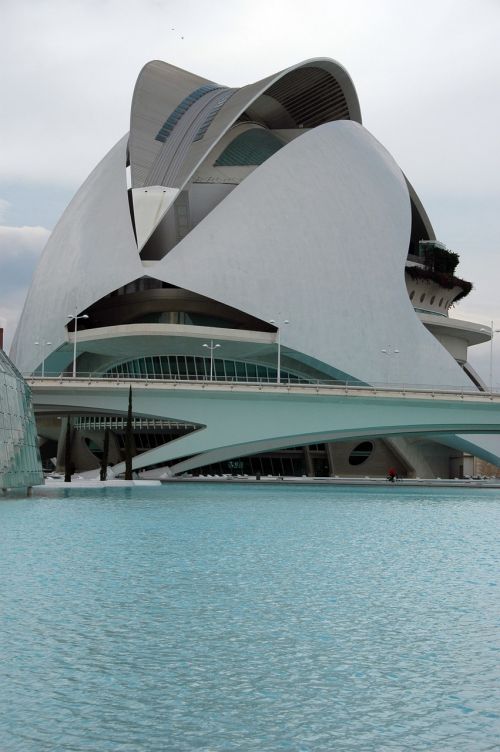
[
  {"x1": 2, "y1": 0, "x2": 500, "y2": 377},
  {"x1": 0, "y1": 225, "x2": 50, "y2": 350},
  {"x1": 0, "y1": 199, "x2": 11, "y2": 223},
  {"x1": 0, "y1": 225, "x2": 50, "y2": 292},
  {"x1": 3, "y1": 0, "x2": 499, "y2": 193}
]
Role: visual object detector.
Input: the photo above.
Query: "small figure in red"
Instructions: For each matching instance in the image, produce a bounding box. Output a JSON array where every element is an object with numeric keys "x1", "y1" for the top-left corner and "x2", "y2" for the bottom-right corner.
[{"x1": 387, "y1": 467, "x2": 397, "y2": 482}]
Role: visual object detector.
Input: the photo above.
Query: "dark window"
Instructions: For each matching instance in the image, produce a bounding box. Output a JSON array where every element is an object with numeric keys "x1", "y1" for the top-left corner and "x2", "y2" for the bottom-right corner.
[{"x1": 349, "y1": 441, "x2": 374, "y2": 466}]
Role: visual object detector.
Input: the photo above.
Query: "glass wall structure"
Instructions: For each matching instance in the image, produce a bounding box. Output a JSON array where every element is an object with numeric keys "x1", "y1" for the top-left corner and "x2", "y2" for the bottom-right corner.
[
  {"x1": 104, "y1": 355, "x2": 310, "y2": 383},
  {"x1": 0, "y1": 350, "x2": 43, "y2": 490}
]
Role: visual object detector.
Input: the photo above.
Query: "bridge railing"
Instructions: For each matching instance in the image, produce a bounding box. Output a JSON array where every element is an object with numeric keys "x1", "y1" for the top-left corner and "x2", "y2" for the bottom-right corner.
[{"x1": 24, "y1": 371, "x2": 498, "y2": 397}]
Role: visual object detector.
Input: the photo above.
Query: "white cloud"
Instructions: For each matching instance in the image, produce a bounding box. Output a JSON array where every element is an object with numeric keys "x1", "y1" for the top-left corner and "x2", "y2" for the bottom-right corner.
[
  {"x1": 1, "y1": 0, "x2": 500, "y2": 374},
  {"x1": 0, "y1": 199, "x2": 11, "y2": 223},
  {"x1": 2, "y1": 0, "x2": 499, "y2": 191},
  {"x1": 0, "y1": 225, "x2": 50, "y2": 280},
  {"x1": 0, "y1": 225, "x2": 51, "y2": 351}
]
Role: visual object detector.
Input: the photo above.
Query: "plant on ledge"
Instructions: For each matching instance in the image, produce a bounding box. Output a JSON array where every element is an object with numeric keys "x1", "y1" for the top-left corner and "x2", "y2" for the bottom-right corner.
[
  {"x1": 420, "y1": 245, "x2": 459, "y2": 275},
  {"x1": 406, "y1": 265, "x2": 473, "y2": 302}
]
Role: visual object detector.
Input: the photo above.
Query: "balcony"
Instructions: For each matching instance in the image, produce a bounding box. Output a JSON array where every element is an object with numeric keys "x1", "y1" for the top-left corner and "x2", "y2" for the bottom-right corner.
[{"x1": 406, "y1": 240, "x2": 472, "y2": 305}]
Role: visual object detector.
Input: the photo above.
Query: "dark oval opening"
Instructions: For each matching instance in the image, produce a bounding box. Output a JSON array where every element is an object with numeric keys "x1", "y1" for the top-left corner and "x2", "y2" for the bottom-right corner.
[{"x1": 349, "y1": 441, "x2": 374, "y2": 466}]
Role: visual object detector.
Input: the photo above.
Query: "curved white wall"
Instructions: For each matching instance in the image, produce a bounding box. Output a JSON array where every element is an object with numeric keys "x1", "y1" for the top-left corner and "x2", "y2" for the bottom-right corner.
[
  {"x1": 151, "y1": 121, "x2": 472, "y2": 389},
  {"x1": 10, "y1": 135, "x2": 143, "y2": 374}
]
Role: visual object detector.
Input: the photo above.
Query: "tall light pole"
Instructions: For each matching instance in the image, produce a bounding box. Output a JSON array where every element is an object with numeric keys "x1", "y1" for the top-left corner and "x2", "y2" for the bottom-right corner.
[
  {"x1": 34, "y1": 340, "x2": 52, "y2": 377},
  {"x1": 67, "y1": 311, "x2": 89, "y2": 378},
  {"x1": 381, "y1": 346, "x2": 400, "y2": 385},
  {"x1": 203, "y1": 340, "x2": 221, "y2": 381},
  {"x1": 487, "y1": 321, "x2": 500, "y2": 392},
  {"x1": 270, "y1": 319, "x2": 289, "y2": 384}
]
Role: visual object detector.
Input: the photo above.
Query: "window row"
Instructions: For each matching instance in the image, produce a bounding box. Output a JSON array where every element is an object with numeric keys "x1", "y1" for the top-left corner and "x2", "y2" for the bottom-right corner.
[
  {"x1": 104, "y1": 355, "x2": 309, "y2": 383},
  {"x1": 409, "y1": 290, "x2": 450, "y2": 308},
  {"x1": 155, "y1": 85, "x2": 223, "y2": 142}
]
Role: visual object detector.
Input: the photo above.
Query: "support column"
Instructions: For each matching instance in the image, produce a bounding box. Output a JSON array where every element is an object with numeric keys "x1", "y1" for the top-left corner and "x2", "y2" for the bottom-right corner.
[
  {"x1": 325, "y1": 442, "x2": 336, "y2": 477},
  {"x1": 303, "y1": 446, "x2": 314, "y2": 477},
  {"x1": 107, "y1": 431, "x2": 122, "y2": 465},
  {"x1": 55, "y1": 417, "x2": 68, "y2": 472}
]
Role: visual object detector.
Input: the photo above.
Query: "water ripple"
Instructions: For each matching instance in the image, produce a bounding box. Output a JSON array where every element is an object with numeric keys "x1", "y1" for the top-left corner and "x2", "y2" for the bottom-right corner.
[{"x1": 0, "y1": 485, "x2": 499, "y2": 750}]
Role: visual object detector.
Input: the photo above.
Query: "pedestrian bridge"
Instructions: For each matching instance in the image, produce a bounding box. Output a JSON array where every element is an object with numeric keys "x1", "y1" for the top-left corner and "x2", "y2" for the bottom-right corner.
[{"x1": 28, "y1": 376, "x2": 500, "y2": 474}]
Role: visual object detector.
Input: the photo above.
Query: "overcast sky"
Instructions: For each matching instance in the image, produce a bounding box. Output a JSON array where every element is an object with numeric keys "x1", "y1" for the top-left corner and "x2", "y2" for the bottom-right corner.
[{"x1": 1, "y1": 0, "x2": 499, "y2": 377}]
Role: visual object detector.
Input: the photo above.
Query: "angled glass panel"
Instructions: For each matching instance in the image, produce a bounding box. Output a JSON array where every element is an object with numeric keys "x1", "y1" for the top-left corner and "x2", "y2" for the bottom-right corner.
[{"x1": 214, "y1": 129, "x2": 284, "y2": 167}]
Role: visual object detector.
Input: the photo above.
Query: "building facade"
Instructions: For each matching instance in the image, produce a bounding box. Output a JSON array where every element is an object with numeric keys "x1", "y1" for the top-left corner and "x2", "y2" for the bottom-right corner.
[{"x1": 10, "y1": 58, "x2": 499, "y2": 478}]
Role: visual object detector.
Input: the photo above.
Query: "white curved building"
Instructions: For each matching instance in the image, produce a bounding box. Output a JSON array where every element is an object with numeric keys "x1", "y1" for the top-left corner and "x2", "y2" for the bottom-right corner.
[{"x1": 11, "y1": 58, "x2": 498, "y2": 478}]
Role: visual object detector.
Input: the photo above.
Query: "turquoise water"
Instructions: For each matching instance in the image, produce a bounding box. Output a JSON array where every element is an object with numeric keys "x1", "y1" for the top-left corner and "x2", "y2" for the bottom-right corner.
[{"x1": 1, "y1": 484, "x2": 499, "y2": 751}]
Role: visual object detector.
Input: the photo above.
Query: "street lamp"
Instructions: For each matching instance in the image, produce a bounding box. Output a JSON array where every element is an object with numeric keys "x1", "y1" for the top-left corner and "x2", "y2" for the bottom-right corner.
[
  {"x1": 34, "y1": 340, "x2": 52, "y2": 378},
  {"x1": 381, "y1": 346, "x2": 400, "y2": 385},
  {"x1": 480, "y1": 321, "x2": 500, "y2": 392},
  {"x1": 67, "y1": 311, "x2": 89, "y2": 378},
  {"x1": 202, "y1": 340, "x2": 221, "y2": 381},
  {"x1": 270, "y1": 319, "x2": 289, "y2": 384}
]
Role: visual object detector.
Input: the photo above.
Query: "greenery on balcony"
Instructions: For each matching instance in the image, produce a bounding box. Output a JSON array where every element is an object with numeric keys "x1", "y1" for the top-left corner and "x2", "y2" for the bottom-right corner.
[
  {"x1": 407, "y1": 241, "x2": 473, "y2": 302},
  {"x1": 421, "y1": 244, "x2": 459, "y2": 274}
]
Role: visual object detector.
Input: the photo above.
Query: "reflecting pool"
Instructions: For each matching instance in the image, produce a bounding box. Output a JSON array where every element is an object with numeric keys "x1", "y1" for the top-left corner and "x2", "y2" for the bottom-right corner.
[{"x1": 1, "y1": 484, "x2": 499, "y2": 751}]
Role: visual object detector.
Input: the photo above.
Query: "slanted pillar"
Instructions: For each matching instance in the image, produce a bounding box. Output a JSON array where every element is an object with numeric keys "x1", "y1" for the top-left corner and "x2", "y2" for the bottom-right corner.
[
  {"x1": 303, "y1": 446, "x2": 314, "y2": 477},
  {"x1": 325, "y1": 442, "x2": 336, "y2": 477},
  {"x1": 55, "y1": 417, "x2": 68, "y2": 472},
  {"x1": 107, "y1": 430, "x2": 122, "y2": 465}
]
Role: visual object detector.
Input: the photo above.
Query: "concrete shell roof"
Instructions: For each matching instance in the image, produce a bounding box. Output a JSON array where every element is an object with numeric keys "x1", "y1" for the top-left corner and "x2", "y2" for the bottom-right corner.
[
  {"x1": 9, "y1": 59, "x2": 461, "y2": 393},
  {"x1": 11, "y1": 56, "x2": 500, "y2": 467},
  {"x1": 129, "y1": 57, "x2": 361, "y2": 191}
]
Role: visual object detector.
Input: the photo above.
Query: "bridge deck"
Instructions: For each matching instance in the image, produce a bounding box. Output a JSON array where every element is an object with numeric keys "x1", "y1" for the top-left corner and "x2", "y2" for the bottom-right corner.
[
  {"x1": 27, "y1": 376, "x2": 500, "y2": 404},
  {"x1": 26, "y1": 376, "x2": 500, "y2": 474}
]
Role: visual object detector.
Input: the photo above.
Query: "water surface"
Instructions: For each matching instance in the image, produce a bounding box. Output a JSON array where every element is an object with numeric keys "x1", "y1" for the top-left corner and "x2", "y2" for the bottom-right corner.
[{"x1": 1, "y1": 484, "x2": 499, "y2": 751}]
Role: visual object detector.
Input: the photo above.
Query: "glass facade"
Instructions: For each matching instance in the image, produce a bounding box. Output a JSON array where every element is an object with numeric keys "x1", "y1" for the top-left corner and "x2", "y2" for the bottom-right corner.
[
  {"x1": 155, "y1": 85, "x2": 223, "y2": 143},
  {"x1": 0, "y1": 350, "x2": 43, "y2": 490},
  {"x1": 103, "y1": 355, "x2": 311, "y2": 383},
  {"x1": 214, "y1": 128, "x2": 284, "y2": 166}
]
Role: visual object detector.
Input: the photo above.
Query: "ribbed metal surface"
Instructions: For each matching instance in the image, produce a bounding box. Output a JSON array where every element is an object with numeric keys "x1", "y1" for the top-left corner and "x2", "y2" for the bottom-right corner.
[
  {"x1": 129, "y1": 60, "x2": 216, "y2": 188},
  {"x1": 261, "y1": 66, "x2": 350, "y2": 127},
  {"x1": 193, "y1": 89, "x2": 236, "y2": 142},
  {"x1": 155, "y1": 84, "x2": 223, "y2": 143},
  {"x1": 146, "y1": 88, "x2": 236, "y2": 188}
]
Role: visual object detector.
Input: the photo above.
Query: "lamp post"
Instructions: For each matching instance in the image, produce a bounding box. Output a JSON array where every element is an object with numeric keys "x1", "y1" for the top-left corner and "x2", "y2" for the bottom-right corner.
[
  {"x1": 381, "y1": 346, "x2": 400, "y2": 385},
  {"x1": 34, "y1": 340, "x2": 52, "y2": 377},
  {"x1": 202, "y1": 340, "x2": 221, "y2": 381},
  {"x1": 67, "y1": 311, "x2": 89, "y2": 378},
  {"x1": 485, "y1": 321, "x2": 500, "y2": 392},
  {"x1": 270, "y1": 319, "x2": 289, "y2": 384},
  {"x1": 489, "y1": 322, "x2": 500, "y2": 393}
]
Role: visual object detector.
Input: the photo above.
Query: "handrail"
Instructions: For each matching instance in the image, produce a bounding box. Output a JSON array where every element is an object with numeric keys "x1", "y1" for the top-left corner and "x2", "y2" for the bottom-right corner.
[{"x1": 24, "y1": 373, "x2": 500, "y2": 399}]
